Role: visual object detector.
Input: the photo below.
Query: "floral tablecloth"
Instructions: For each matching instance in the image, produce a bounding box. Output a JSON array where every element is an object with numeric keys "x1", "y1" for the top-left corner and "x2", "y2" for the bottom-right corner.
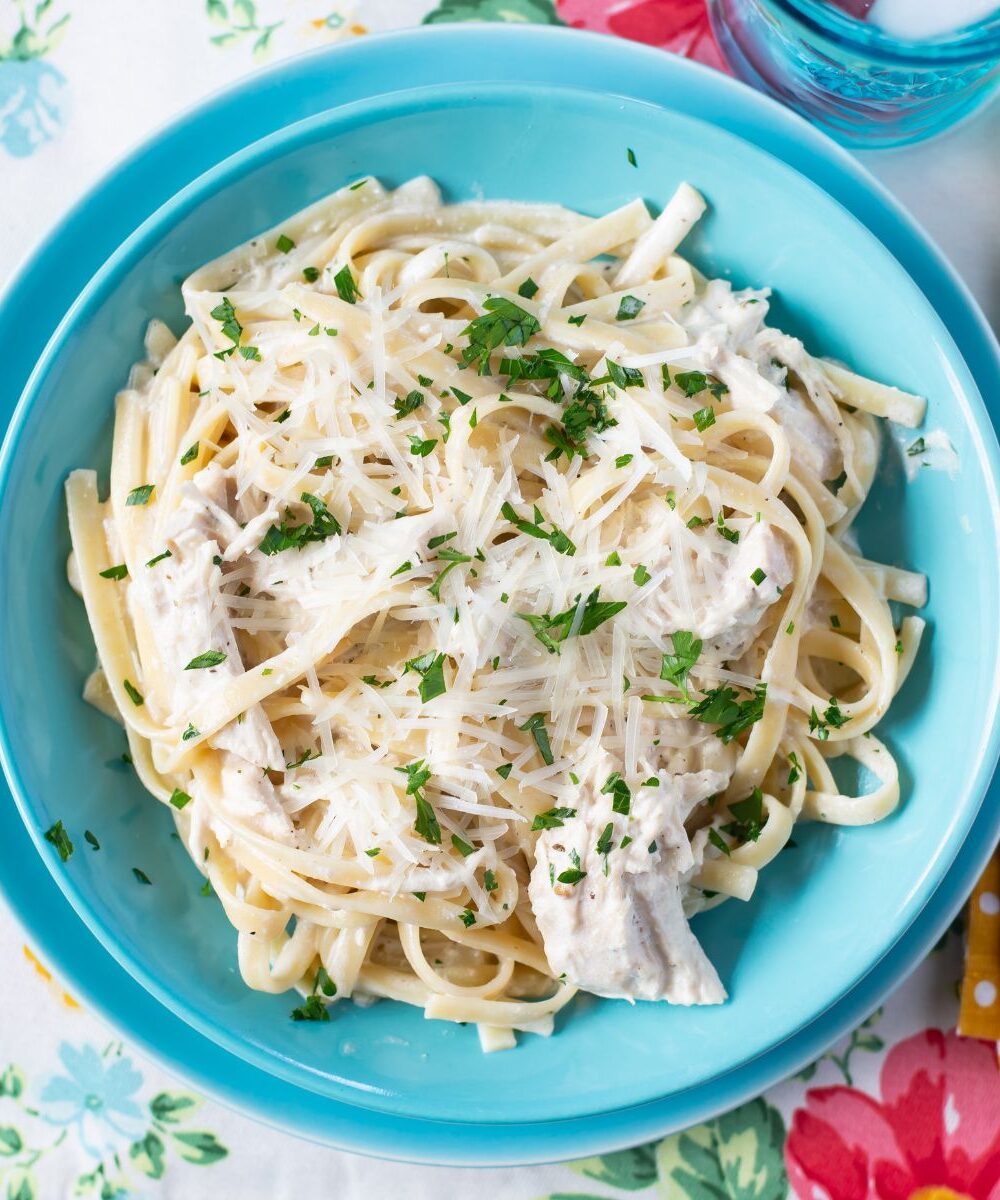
[{"x1": 3, "y1": 3, "x2": 1000, "y2": 1197}]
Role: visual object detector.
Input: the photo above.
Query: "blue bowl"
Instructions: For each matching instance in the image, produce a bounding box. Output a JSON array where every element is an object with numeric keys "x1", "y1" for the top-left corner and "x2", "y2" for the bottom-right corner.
[{"x1": 2, "y1": 68, "x2": 1000, "y2": 1130}]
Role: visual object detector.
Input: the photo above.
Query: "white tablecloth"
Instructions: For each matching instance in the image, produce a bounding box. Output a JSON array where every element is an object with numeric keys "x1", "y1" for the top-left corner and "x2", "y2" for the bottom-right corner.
[{"x1": 2, "y1": 4, "x2": 999, "y2": 1197}]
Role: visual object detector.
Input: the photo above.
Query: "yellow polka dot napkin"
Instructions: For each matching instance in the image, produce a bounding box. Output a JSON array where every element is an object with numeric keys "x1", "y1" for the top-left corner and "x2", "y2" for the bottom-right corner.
[{"x1": 959, "y1": 849, "x2": 1000, "y2": 1039}]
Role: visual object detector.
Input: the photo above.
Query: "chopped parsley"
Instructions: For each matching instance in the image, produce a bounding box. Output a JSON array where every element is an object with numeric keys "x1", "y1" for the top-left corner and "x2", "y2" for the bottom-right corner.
[
  {"x1": 693, "y1": 406, "x2": 716, "y2": 432},
  {"x1": 688, "y1": 683, "x2": 767, "y2": 743},
  {"x1": 132, "y1": 867, "x2": 152, "y2": 885},
  {"x1": 519, "y1": 713, "x2": 554, "y2": 766},
  {"x1": 291, "y1": 995, "x2": 329, "y2": 1022},
  {"x1": 615, "y1": 453, "x2": 634, "y2": 469},
  {"x1": 44, "y1": 820, "x2": 73, "y2": 862},
  {"x1": 627, "y1": 146, "x2": 637, "y2": 167},
  {"x1": 184, "y1": 650, "x2": 226, "y2": 670},
  {"x1": 302, "y1": 266, "x2": 320, "y2": 283},
  {"x1": 606, "y1": 551, "x2": 622, "y2": 566},
  {"x1": 407, "y1": 435, "x2": 437, "y2": 457},
  {"x1": 809, "y1": 697, "x2": 850, "y2": 741},
  {"x1": 394, "y1": 390, "x2": 424, "y2": 419},
  {"x1": 460, "y1": 297, "x2": 541, "y2": 375},
  {"x1": 428, "y1": 548, "x2": 472, "y2": 600},
  {"x1": 209, "y1": 296, "x2": 247, "y2": 358},
  {"x1": 517, "y1": 587, "x2": 626, "y2": 655},
  {"x1": 660, "y1": 630, "x2": 702, "y2": 700},
  {"x1": 601, "y1": 773, "x2": 631, "y2": 816},
  {"x1": 182, "y1": 724, "x2": 199, "y2": 741},
  {"x1": 123, "y1": 679, "x2": 144, "y2": 707},
  {"x1": 716, "y1": 510, "x2": 740, "y2": 544},
  {"x1": 500, "y1": 501, "x2": 576, "y2": 557},
  {"x1": 531, "y1": 806, "x2": 576, "y2": 831},
  {"x1": 787, "y1": 751, "x2": 802, "y2": 785},
  {"x1": 596, "y1": 821, "x2": 614, "y2": 860},
  {"x1": 750, "y1": 567, "x2": 767, "y2": 586},
  {"x1": 259, "y1": 491, "x2": 341, "y2": 555},
  {"x1": 907, "y1": 437, "x2": 926, "y2": 457},
  {"x1": 180, "y1": 442, "x2": 199, "y2": 465},
  {"x1": 285, "y1": 748, "x2": 320, "y2": 770},
  {"x1": 568, "y1": 314, "x2": 587, "y2": 327},
  {"x1": 721, "y1": 786, "x2": 767, "y2": 844},
  {"x1": 460, "y1": 908, "x2": 477, "y2": 927},
  {"x1": 315, "y1": 966, "x2": 337, "y2": 997},
  {"x1": 556, "y1": 867, "x2": 586, "y2": 886},
  {"x1": 517, "y1": 277, "x2": 539, "y2": 299},
  {"x1": 145, "y1": 549, "x2": 172, "y2": 568},
  {"x1": 125, "y1": 484, "x2": 154, "y2": 507},
  {"x1": 674, "y1": 370, "x2": 728, "y2": 400},
  {"x1": 276, "y1": 233, "x2": 295, "y2": 253},
  {"x1": 607, "y1": 361, "x2": 644, "y2": 390},
  {"x1": 333, "y1": 264, "x2": 358, "y2": 302},
  {"x1": 390, "y1": 561, "x2": 412, "y2": 578},
  {"x1": 99, "y1": 563, "x2": 128, "y2": 581},
  {"x1": 404, "y1": 651, "x2": 447, "y2": 702},
  {"x1": 169, "y1": 788, "x2": 192, "y2": 810},
  {"x1": 633, "y1": 564, "x2": 651, "y2": 587},
  {"x1": 496, "y1": 763, "x2": 513, "y2": 780},
  {"x1": 315, "y1": 455, "x2": 335, "y2": 469},
  {"x1": 484, "y1": 869, "x2": 498, "y2": 892},
  {"x1": 708, "y1": 828, "x2": 731, "y2": 857},
  {"x1": 451, "y1": 834, "x2": 475, "y2": 857},
  {"x1": 498, "y1": 348, "x2": 588, "y2": 395},
  {"x1": 616, "y1": 295, "x2": 645, "y2": 321},
  {"x1": 84, "y1": 830, "x2": 100, "y2": 851},
  {"x1": 396, "y1": 759, "x2": 440, "y2": 844},
  {"x1": 450, "y1": 386, "x2": 472, "y2": 405}
]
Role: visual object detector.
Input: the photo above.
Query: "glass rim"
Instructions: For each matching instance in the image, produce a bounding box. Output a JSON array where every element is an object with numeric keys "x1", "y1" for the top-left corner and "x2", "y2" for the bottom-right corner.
[{"x1": 770, "y1": 0, "x2": 1000, "y2": 62}]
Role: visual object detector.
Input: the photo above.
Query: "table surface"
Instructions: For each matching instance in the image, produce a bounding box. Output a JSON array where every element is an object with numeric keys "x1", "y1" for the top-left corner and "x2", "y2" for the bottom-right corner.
[{"x1": 2, "y1": 3, "x2": 999, "y2": 1198}]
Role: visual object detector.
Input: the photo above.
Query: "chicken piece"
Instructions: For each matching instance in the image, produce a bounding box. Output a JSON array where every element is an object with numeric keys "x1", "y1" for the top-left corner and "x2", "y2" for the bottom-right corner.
[
  {"x1": 128, "y1": 463, "x2": 283, "y2": 772},
  {"x1": 528, "y1": 750, "x2": 731, "y2": 1005},
  {"x1": 772, "y1": 389, "x2": 843, "y2": 483},
  {"x1": 698, "y1": 523, "x2": 793, "y2": 661},
  {"x1": 218, "y1": 752, "x2": 293, "y2": 842}
]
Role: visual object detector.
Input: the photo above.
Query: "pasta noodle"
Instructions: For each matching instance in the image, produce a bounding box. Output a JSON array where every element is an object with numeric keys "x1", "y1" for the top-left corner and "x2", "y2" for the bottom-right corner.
[{"x1": 65, "y1": 177, "x2": 927, "y2": 1048}]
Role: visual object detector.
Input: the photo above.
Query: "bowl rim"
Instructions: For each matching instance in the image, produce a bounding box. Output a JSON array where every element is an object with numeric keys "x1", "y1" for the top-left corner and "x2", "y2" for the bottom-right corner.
[{"x1": 2, "y1": 38, "x2": 1000, "y2": 1132}]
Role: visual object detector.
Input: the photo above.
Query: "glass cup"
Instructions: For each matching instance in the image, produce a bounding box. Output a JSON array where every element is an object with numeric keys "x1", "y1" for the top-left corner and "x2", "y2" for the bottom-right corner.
[{"x1": 706, "y1": 0, "x2": 1000, "y2": 146}]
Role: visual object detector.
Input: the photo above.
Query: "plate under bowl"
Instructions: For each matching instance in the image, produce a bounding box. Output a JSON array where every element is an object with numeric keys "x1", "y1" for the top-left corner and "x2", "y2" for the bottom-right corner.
[{"x1": 1, "y1": 63, "x2": 999, "y2": 1130}]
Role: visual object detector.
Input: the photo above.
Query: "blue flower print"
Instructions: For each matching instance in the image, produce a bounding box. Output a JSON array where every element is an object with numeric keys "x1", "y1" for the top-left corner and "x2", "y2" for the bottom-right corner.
[
  {"x1": 0, "y1": 57, "x2": 67, "y2": 156},
  {"x1": 0, "y1": 0, "x2": 71, "y2": 156},
  {"x1": 39, "y1": 1043, "x2": 146, "y2": 1159}
]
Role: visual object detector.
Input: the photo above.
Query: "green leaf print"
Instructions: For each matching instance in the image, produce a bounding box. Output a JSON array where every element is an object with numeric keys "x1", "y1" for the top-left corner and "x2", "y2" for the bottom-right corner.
[
  {"x1": 423, "y1": 0, "x2": 563, "y2": 25},
  {"x1": 656, "y1": 1099, "x2": 787, "y2": 1200},
  {"x1": 0, "y1": 1125, "x2": 23, "y2": 1155},
  {"x1": 172, "y1": 1129, "x2": 229, "y2": 1165},
  {"x1": 204, "y1": 0, "x2": 282, "y2": 58},
  {"x1": 573, "y1": 1141, "x2": 659, "y2": 1190},
  {"x1": 0, "y1": 1067, "x2": 24, "y2": 1099},
  {"x1": 150, "y1": 1091, "x2": 197, "y2": 1124},
  {"x1": 129, "y1": 1131, "x2": 166, "y2": 1179},
  {"x1": 5, "y1": 1174, "x2": 33, "y2": 1200}
]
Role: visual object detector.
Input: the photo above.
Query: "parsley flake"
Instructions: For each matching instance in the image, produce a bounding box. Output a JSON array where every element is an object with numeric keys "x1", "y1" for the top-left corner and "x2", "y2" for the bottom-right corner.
[
  {"x1": 45, "y1": 820, "x2": 74, "y2": 862},
  {"x1": 616, "y1": 295, "x2": 645, "y2": 321},
  {"x1": 184, "y1": 651, "x2": 226, "y2": 670}
]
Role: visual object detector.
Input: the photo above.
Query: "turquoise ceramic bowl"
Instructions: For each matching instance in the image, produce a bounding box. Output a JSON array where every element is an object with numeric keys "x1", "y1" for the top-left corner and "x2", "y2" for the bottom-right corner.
[{"x1": 2, "y1": 73, "x2": 999, "y2": 1129}]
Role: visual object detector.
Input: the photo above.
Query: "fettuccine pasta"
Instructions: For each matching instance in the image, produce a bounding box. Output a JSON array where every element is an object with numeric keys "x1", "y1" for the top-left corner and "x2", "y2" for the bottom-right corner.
[{"x1": 66, "y1": 177, "x2": 927, "y2": 1051}]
